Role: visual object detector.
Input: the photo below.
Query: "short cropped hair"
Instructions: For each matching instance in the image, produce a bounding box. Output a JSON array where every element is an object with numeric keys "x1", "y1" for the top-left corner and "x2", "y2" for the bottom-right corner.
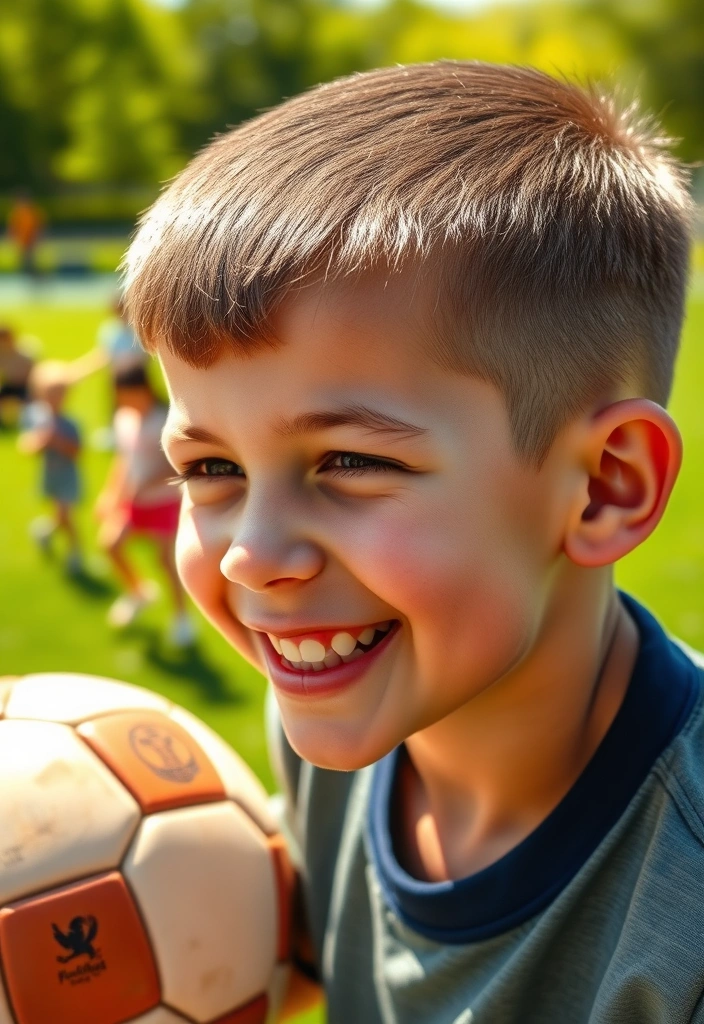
[{"x1": 123, "y1": 61, "x2": 692, "y2": 463}]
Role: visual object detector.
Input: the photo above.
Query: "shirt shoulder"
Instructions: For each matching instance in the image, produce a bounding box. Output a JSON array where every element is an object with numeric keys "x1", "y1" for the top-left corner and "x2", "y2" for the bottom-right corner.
[{"x1": 654, "y1": 644, "x2": 704, "y2": 848}]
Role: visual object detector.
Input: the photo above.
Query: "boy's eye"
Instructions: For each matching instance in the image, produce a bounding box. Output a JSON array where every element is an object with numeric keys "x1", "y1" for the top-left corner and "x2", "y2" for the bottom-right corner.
[
  {"x1": 177, "y1": 458, "x2": 244, "y2": 481},
  {"x1": 320, "y1": 452, "x2": 402, "y2": 476}
]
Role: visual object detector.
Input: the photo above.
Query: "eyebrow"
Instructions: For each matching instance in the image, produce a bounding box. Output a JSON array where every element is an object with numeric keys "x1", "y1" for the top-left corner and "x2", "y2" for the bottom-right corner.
[
  {"x1": 165, "y1": 405, "x2": 428, "y2": 448},
  {"x1": 163, "y1": 424, "x2": 228, "y2": 447},
  {"x1": 274, "y1": 405, "x2": 428, "y2": 441}
]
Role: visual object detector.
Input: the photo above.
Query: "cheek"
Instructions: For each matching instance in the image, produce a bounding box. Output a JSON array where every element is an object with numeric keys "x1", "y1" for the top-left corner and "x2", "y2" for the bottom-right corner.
[
  {"x1": 174, "y1": 511, "x2": 221, "y2": 609},
  {"x1": 174, "y1": 510, "x2": 263, "y2": 671},
  {"x1": 341, "y1": 497, "x2": 545, "y2": 685}
]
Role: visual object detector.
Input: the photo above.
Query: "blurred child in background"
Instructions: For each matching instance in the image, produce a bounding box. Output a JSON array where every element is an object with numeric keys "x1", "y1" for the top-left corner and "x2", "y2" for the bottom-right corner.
[
  {"x1": 71, "y1": 297, "x2": 150, "y2": 450},
  {"x1": 7, "y1": 191, "x2": 44, "y2": 277},
  {"x1": 18, "y1": 360, "x2": 83, "y2": 573},
  {"x1": 95, "y1": 365, "x2": 195, "y2": 647},
  {"x1": 0, "y1": 325, "x2": 34, "y2": 428}
]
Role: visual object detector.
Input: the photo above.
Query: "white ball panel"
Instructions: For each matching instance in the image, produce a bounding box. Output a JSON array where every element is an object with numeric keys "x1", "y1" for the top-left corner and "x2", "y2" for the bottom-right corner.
[
  {"x1": 130, "y1": 1008, "x2": 190, "y2": 1024},
  {"x1": 0, "y1": 973, "x2": 12, "y2": 1024},
  {"x1": 124, "y1": 802, "x2": 278, "y2": 1023},
  {"x1": 169, "y1": 706, "x2": 278, "y2": 834},
  {"x1": 0, "y1": 720, "x2": 141, "y2": 904},
  {"x1": 4, "y1": 672, "x2": 169, "y2": 724}
]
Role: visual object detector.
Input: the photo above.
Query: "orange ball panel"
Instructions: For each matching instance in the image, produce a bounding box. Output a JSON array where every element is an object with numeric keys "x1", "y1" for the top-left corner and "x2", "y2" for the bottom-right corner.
[
  {"x1": 78, "y1": 711, "x2": 225, "y2": 814},
  {"x1": 0, "y1": 871, "x2": 160, "y2": 1024},
  {"x1": 267, "y1": 835, "x2": 295, "y2": 962},
  {"x1": 211, "y1": 993, "x2": 269, "y2": 1024}
]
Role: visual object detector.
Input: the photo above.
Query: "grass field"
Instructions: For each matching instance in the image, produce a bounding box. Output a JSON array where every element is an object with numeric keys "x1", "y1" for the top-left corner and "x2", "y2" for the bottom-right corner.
[{"x1": 1, "y1": 294, "x2": 703, "y2": 1023}]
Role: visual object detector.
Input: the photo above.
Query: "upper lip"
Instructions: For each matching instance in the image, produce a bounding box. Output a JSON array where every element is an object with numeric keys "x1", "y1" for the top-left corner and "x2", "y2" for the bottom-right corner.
[{"x1": 243, "y1": 621, "x2": 392, "y2": 639}]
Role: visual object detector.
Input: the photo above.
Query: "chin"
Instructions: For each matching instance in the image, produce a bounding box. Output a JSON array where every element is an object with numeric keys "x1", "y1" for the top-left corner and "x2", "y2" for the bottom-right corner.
[{"x1": 281, "y1": 713, "x2": 393, "y2": 773}]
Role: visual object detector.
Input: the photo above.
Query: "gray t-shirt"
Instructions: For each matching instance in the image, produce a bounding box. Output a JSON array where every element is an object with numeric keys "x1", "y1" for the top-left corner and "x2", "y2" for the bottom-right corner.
[{"x1": 269, "y1": 595, "x2": 704, "y2": 1023}]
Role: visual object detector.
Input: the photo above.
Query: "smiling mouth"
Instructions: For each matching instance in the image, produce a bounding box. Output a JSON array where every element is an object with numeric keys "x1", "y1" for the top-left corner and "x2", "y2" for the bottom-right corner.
[{"x1": 265, "y1": 620, "x2": 395, "y2": 672}]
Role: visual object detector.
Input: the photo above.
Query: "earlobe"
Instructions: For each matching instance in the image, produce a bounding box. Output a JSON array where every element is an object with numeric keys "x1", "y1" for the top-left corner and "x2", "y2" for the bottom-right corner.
[{"x1": 564, "y1": 399, "x2": 682, "y2": 568}]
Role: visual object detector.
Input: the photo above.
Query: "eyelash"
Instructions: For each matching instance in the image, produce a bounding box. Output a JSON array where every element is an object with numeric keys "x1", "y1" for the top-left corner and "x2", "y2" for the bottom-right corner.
[{"x1": 172, "y1": 452, "x2": 402, "y2": 484}]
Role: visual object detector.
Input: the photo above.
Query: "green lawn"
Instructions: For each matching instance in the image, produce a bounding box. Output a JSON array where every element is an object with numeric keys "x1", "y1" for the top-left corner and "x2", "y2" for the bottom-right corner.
[
  {"x1": 0, "y1": 236, "x2": 129, "y2": 274},
  {"x1": 1, "y1": 295, "x2": 703, "y2": 1024}
]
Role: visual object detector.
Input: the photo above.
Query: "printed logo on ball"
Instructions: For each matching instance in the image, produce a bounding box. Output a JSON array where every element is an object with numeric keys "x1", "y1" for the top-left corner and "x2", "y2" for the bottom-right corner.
[
  {"x1": 129, "y1": 721, "x2": 200, "y2": 783},
  {"x1": 52, "y1": 915, "x2": 107, "y2": 985}
]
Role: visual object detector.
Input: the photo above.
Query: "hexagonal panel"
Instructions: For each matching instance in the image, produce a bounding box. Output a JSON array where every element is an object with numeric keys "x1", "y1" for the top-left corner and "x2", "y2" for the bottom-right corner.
[
  {"x1": 0, "y1": 972, "x2": 12, "y2": 1024},
  {"x1": 0, "y1": 871, "x2": 159, "y2": 1024},
  {"x1": 78, "y1": 711, "x2": 225, "y2": 814},
  {"x1": 124, "y1": 803, "x2": 278, "y2": 1023},
  {"x1": 169, "y1": 707, "x2": 278, "y2": 835},
  {"x1": 0, "y1": 720, "x2": 140, "y2": 905},
  {"x1": 131, "y1": 1008, "x2": 190, "y2": 1024},
  {"x1": 4, "y1": 673, "x2": 169, "y2": 725}
]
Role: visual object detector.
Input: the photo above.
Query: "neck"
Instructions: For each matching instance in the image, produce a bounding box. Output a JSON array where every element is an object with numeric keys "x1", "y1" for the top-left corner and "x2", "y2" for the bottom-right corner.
[{"x1": 397, "y1": 567, "x2": 639, "y2": 882}]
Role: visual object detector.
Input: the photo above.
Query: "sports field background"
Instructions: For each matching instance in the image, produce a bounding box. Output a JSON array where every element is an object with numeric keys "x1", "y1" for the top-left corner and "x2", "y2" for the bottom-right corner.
[{"x1": 0, "y1": 280, "x2": 703, "y2": 1024}]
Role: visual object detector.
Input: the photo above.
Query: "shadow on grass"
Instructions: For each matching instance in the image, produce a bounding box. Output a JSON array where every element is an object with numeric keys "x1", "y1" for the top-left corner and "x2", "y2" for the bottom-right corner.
[
  {"x1": 125, "y1": 622, "x2": 243, "y2": 706},
  {"x1": 62, "y1": 565, "x2": 116, "y2": 598}
]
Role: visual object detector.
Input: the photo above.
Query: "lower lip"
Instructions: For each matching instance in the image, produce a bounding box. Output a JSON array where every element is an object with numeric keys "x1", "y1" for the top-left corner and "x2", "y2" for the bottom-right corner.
[{"x1": 264, "y1": 625, "x2": 399, "y2": 699}]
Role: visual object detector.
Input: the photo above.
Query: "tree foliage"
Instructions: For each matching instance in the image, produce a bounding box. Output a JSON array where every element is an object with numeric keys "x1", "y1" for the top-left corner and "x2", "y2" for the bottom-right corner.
[{"x1": 0, "y1": 0, "x2": 701, "y2": 207}]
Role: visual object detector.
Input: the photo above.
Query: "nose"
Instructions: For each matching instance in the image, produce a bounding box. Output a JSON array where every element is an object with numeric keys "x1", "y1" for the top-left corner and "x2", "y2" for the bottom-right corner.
[{"x1": 219, "y1": 489, "x2": 325, "y2": 592}]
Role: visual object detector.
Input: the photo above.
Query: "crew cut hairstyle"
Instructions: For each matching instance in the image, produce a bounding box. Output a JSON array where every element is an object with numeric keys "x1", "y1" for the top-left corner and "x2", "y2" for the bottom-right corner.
[{"x1": 123, "y1": 61, "x2": 692, "y2": 463}]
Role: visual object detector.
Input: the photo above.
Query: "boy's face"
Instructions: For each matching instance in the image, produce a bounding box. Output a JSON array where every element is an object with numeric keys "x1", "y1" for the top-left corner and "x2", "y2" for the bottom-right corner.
[{"x1": 160, "y1": 271, "x2": 574, "y2": 770}]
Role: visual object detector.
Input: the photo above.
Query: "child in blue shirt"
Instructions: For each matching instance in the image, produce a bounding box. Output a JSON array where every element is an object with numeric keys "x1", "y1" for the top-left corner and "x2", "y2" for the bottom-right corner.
[
  {"x1": 122, "y1": 62, "x2": 701, "y2": 1021},
  {"x1": 19, "y1": 360, "x2": 83, "y2": 573}
]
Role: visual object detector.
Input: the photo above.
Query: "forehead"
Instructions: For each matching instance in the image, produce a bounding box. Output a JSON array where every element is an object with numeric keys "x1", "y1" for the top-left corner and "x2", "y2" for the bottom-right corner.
[{"x1": 160, "y1": 270, "x2": 454, "y2": 424}]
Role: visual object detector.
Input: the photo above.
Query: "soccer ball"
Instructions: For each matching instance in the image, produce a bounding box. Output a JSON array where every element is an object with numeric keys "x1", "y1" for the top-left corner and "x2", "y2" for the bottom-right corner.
[{"x1": 0, "y1": 673, "x2": 293, "y2": 1024}]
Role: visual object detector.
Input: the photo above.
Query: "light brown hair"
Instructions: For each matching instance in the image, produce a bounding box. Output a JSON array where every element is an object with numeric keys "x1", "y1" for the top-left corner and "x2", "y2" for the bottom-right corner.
[{"x1": 122, "y1": 61, "x2": 692, "y2": 463}]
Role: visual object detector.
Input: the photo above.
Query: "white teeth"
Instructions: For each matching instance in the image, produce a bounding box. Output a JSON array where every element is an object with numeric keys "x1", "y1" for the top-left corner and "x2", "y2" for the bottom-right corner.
[
  {"x1": 311, "y1": 661, "x2": 325, "y2": 671},
  {"x1": 358, "y1": 626, "x2": 375, "y2": 645},
  {"x1": 341, "y1": 648, "x2": 364, "y2": 663},
  {"x1": 299, "y1": 638, "x2": 326, "y2": 662},
  {"x1": 331, "y1": 632, "x2": 356, "y2": 656},
  {"x1": 323, "y1": 651, "x2": 342, "y2": 668},
  {"x1": 268, "y1": 634, "x2": 283, "y2": 655},
  {"x1": 376, "y1": 621, "x2": 391, "y2": 633},
  {"x1": 280, "y1": 639, "x2": 301, "y2": 661}
]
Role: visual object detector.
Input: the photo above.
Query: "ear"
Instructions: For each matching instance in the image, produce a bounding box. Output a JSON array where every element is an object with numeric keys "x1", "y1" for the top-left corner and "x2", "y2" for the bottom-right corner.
[{"x1": 564, "y1": 399, "x2": 682, "y2": 568}]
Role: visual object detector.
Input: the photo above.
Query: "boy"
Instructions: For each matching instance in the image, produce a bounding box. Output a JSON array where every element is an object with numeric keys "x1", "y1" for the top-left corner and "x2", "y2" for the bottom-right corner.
[
  {"x1": 19, "y1": 360, "x2": 82, "y2": 572},
  {"x1": 123, "y1": 63, "x2": 702, "y2": 1021},
  {"x1": 95, "y1": 365, "x2": 195, "y2": 646}
]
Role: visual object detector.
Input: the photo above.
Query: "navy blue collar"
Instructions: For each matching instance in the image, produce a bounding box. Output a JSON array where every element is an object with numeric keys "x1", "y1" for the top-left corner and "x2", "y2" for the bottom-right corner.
[{"x1": 367, "y1": 594, "x2": 700, "y2": 943}]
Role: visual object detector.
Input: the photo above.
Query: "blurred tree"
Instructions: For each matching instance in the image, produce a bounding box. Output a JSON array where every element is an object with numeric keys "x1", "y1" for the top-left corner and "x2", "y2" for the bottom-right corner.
[
  {"x1": 589, "y1": 0, "x2": 704, "y2": 163},
  {"x1": 0, "y1": 0, "x2": 700, "y2": 210},
  {"x1": 54, "y1": 0, "x2": 203, "y2": 186},
  {"x1": 0, "y1": 0, "x2": 79, "y2": 191}
]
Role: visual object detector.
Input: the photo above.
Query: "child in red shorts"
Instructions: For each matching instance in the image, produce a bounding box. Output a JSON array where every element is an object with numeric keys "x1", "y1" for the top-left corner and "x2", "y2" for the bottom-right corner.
[{"x1": 95, "y1": 365, "x2": 195, "y2": 646}]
